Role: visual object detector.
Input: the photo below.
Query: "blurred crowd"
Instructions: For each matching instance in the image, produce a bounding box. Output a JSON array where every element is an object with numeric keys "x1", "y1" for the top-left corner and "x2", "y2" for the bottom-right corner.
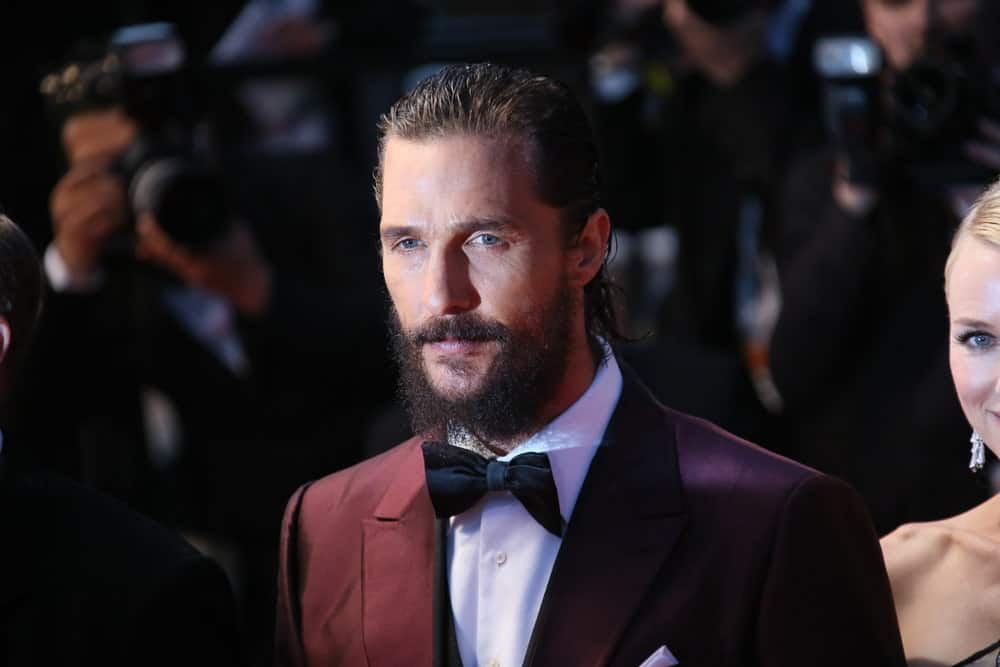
[{"x1": 0, "y1": 0, "x2": 998, "y2": 662}]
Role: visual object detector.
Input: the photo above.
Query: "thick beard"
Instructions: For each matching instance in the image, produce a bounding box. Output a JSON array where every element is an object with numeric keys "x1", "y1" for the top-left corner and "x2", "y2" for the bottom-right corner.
[{"x1": 390, "y1": 283, "x2": 573, "y2": 448}]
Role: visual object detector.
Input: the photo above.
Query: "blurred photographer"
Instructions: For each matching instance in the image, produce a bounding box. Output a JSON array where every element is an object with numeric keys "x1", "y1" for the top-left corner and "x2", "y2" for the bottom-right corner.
[
  {"x1": 607, "y1": 0, "x2": 796, "y2": 446},
  {"x1": 12, "y1": 21, "x2": 395, "y2": 663},
  {"x1": 48, "y1": 110, "x2": 273, "y2": 315},
  {"x1": 0, "y1": 214, "x2": 245, "y2": 667},
  {"x1": 770, "y1": 0, "x2": 1000, "y2": 534}
]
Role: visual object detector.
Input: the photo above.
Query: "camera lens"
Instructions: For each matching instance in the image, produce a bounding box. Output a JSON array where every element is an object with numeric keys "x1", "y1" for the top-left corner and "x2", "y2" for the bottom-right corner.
[
  {"x1": 130, "y1": 156, "x2": 231, "y2": 251},
  {"x1": 891, "y1": 58, "x2": 960, "y2": 135}
]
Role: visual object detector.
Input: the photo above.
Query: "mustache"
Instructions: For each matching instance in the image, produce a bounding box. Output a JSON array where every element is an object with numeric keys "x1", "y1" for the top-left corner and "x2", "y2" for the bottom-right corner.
[{"x1": 411, "y1": 314, "x2": 511, "y2": 345}]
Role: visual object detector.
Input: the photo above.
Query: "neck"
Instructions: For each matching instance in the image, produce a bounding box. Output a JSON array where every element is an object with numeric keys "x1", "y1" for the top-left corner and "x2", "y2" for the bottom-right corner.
[{"x1": 537, "y1": 330, "x2": 600, "y2": 427}]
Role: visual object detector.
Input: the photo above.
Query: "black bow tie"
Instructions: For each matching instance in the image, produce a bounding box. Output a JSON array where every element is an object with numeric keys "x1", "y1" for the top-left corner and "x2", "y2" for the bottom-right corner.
[{"x1": 421, "y1": 441, "x2": 565, "y2": 537}]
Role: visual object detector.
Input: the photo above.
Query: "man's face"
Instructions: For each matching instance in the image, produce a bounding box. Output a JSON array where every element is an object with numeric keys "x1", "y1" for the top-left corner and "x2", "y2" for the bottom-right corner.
[
  {"x1": 662, "y1": 0, "x2": 767, "y2": 87},
  {"x1": 379, "y1": 135, "x2": 578, "y2": 442},
  {"x1": 863, "y1": 0, "x2": 980, "y2": 71},
  {"x1": 863, "y1": 0, "x2": 930, "y2": 70}
]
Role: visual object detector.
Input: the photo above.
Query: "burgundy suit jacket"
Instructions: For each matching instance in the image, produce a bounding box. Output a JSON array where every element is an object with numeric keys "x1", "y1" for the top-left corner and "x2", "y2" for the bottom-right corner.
[{"x1": 275, "y1": 368, "x2": 905, "y2": 666}]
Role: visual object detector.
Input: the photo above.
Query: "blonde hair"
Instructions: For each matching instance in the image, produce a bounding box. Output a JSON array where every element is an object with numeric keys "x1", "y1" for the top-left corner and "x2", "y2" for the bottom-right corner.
[{"x1": 945, "y1": 177, "x2": 1000, "y2": 289}]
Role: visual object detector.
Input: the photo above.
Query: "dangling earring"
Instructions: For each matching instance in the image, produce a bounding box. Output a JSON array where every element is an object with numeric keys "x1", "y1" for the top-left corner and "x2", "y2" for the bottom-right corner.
[{"x1": 969, "y1": 431, "x2": 987, "y2": 473}]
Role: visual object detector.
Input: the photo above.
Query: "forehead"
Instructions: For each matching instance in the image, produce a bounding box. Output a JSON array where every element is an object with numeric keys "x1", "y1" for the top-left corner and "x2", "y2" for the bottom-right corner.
[
  {"x1": 864, "y1": 0, "x2": 927, "y2": 12},
  {"x1": 380, "y1": 134, "x2": 552, "y2": 227},
  {"x1": 948, "y1": 234, "x2": 1000, "y2": 315},
  {"x1": 381, "y1": 134, "x2": 532, "y2": 196}
]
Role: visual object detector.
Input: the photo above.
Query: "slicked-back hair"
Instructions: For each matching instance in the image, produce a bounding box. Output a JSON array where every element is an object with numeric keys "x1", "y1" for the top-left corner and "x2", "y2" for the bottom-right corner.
[
  {"x1": 374, "y1": 63, "x2": 625, "y2": 351},
  {"x1": 0, "y1": 214, "x2": 44, "y2": 389}
]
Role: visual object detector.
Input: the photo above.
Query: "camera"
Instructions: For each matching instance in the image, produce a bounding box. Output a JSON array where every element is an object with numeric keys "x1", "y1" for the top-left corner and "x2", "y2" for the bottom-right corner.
[
  {"x1": 814, "y1": 32, "x2": 1000, "y2": 188},
  {"x1": 40, "y1": 23, "x2": 232, "y2": 251}
]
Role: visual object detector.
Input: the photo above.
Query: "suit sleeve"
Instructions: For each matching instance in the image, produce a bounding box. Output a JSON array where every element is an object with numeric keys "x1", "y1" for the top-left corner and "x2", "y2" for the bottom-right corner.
[
  {"x1": 274, "y1": 483, "x2": 311, "y2": 667},
  {"x1": 755, "y1": 474, "x2": 906, "y2": 666},
  {"x1": 127, "y1": 554, "x2": 246, "y2": 666},
  {"x1": 768, "y1": 151, "x2": 881, "y2": 416}
]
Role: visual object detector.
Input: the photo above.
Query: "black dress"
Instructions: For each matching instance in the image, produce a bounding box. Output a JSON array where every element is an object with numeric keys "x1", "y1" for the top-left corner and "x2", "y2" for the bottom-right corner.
[{"x1": 954, "y1": 639, "x2": 1000, "y2": 666}]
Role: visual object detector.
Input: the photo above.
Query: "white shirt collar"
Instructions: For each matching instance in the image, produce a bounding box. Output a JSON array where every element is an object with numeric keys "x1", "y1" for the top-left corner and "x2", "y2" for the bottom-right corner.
[{"x1": 499, "y1": 350, "x2": 623, "y2": 522}]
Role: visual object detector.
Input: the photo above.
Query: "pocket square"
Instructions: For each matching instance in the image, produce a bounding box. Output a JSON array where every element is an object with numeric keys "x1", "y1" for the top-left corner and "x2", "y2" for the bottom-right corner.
[{"x1": 639, "y1": 645, "x2": 679, "y2": 667}]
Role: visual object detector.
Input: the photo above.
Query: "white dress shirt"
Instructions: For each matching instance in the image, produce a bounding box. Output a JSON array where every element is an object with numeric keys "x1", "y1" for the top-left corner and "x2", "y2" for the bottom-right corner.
[{"x1": 448, "y1": 352, "x2": 623, "y2": 667}]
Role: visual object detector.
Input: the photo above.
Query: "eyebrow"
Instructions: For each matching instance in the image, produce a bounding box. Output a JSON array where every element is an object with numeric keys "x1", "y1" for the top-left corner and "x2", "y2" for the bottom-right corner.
[
  {"x1": 379, "y1": 224, "x2": 418, "y2": 244},
  {"x1": 952, "y1": 318, "x2": 997, "y2": 329},
  {"x1": 379, "y1": 217, "x2": 517, "y2": 243}
]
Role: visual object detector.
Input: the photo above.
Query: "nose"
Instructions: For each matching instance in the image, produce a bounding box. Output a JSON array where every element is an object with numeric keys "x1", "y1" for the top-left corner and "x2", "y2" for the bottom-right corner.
[{"x1": 422, "y1": 244, "x2": 479, "y2": 317}]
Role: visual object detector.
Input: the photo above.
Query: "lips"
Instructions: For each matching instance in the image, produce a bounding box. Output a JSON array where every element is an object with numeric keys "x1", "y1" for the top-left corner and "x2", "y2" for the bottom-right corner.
[{"x1": 426, "y1": 339, "x2": 492, "y2": 356}]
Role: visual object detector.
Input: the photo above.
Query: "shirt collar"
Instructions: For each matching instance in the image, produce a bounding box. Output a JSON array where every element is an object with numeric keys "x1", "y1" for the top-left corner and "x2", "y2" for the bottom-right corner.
[{"x1": 499, "y1": 349, "x2": 623, "y2": 522}]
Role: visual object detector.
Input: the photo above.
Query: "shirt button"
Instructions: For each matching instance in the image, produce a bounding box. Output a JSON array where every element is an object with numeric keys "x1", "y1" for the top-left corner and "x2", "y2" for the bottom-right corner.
[{"x1": 495, "y1": 551, "x2": 507, "y2": 566}]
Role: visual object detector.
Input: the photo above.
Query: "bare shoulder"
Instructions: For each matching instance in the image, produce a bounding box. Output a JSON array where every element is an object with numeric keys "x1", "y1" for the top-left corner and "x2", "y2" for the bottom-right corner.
[
  {"x1": 884, "y1": 512, "x2": 1000, "y2": 580},
  {"x1": 880, "y1": 520, "x2": 958, "y2": 589},
  {"x1": 882, "y1": 514, "x2": 1000, "y2": 612},
  {"x1": 882, "y1": 509, "x2": 1000, "y2": 662}
]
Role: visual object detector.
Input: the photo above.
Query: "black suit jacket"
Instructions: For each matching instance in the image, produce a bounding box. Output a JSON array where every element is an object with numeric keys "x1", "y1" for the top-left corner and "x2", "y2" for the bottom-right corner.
[
  {"x1": 276, "y1": 366, "x2": 906, "y2": 666},
  {"x1": 0, "y1": 460, "x2": 244, "y2": 666},
  {"x1": 770, "y1": 148, "x2": 989, "y2": 533}
]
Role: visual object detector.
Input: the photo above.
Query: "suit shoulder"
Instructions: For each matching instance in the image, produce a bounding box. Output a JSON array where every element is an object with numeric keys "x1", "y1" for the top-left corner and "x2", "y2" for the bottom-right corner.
[
  {"x1": 6, "y1": 470, "x2": 232, "y2": 612},
  {"x1": 665, "y1": 408, "x2": 869, "y2": 527},
  {"x1": 5, "y1": 472, "x2": 242, "y2": 665},
  {"x1": 12, "y1": 471, "x2": 202, "y2": 569},
  {"x1": 669, "y1": 408, "x2": 821, "y2": 488},
  {"x1": 292, "y1": 437, "x2": 423, "y2": 521}
]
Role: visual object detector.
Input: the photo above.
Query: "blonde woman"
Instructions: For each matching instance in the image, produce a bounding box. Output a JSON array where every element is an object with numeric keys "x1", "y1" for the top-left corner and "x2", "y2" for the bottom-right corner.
[{"x1": 882, "y1": 179, "x2": 1000, "y2": 666}]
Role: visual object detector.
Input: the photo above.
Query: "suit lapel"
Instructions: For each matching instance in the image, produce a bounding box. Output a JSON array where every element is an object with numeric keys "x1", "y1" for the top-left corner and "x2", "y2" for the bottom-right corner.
[
  {"x1": 524, "y1": 365, "x2": 688, "y2": 666},
  {"x1": 362, "y1": 442, "x2": 436, "y2": 666}
]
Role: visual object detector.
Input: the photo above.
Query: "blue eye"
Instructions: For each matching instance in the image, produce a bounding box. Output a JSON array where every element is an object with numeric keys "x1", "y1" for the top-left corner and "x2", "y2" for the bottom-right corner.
[
  {"x1": 470, "y1": 233, "x2": 502, "y2": 247},
  {"x1": 395, "y1": 238, "x2": 421, "y2": 251},
  {"x1": 957, "y1": 331, "x2": 996, "y2": 349}
]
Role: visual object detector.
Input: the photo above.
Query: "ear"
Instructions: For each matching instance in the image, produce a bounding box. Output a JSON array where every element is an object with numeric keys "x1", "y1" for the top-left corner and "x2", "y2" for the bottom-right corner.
[
  {"x1": 0, "y1": 316, "x2": 11, "y2": 369},
  {"x1": 567, "y1": 208, "x2": 611, "y2": 288}
]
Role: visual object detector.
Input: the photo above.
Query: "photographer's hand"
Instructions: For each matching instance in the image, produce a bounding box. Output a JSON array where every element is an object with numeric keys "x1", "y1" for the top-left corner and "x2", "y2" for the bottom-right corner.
[
  {"x1": 832, "y1": 156, "x2": 879, "y2": 219},
  {"x1": 49, "y1": 159, "x2": 129, "y2": 280},
  {"x1": 964, "y1": 117, "x2": 1000, "y2": 172},
  {"x1": 62, "y1": 108, "x2": 136, "y2": 165},
  {"x1": 48, "y1": 108, "x2": 137, "y2": 284},
  {"x1": 135, "y1": 215, "x2": 274, "y2": 318}
]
